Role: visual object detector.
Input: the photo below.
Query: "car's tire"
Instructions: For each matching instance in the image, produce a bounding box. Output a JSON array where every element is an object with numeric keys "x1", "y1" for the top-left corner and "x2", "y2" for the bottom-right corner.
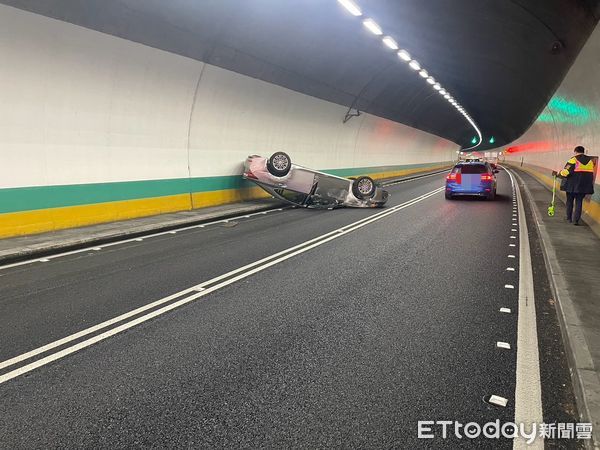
[
  {"x1": 445, "y1": 192, "x2": 453, "y2": 200},
  {"x1": 352, "y1": 176, "x2": 376, "y2": 199},
  {"x1": 266, "y1": 152, "x2": 291, "y2": 177}
]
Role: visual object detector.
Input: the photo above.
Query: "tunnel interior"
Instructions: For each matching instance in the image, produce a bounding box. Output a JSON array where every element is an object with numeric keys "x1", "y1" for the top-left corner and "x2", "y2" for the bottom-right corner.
[{"x1": 2, "y1": 0, "x2": 599, "y2": 149}]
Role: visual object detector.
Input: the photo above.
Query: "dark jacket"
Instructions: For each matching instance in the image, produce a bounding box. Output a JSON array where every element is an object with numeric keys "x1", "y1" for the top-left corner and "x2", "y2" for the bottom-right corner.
[{"x1": 559, "y1": 154, "x2": 595, "y2": 194}]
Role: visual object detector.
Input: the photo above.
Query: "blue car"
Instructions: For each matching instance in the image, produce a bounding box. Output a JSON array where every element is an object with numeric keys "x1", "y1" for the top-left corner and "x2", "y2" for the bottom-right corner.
[{"x1": 445, "y1": 161, "x2": 498, "y2": 200}]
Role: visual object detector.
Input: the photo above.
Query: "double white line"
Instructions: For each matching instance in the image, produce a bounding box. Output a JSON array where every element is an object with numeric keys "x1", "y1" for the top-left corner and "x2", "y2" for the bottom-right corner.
[{"x1": 0, "y1": 186, "x2": 443, "y2": 385}]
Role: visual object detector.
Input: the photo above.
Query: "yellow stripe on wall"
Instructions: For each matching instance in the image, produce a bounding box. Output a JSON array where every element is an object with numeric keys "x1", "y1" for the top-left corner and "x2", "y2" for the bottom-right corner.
[
  {"x1": 0, "y1": 166, "x2": 449, "y2": 239},
  {"x1": 0, "y1": 186, "x2": 274, "y2": 238},
  {"x1": 509, "y1": 163, "x2": 600, "y2": 238}
]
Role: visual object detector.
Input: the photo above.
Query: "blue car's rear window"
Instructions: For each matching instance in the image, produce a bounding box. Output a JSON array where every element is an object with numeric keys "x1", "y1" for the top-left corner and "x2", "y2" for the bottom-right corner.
[{"x1": 456, "y1": 164, "x2": 488, "y2": 174}]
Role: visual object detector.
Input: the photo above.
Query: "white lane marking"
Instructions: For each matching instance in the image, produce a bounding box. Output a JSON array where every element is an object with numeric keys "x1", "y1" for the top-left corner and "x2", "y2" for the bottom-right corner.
[
  {"x1": 508, "y1": 254, "x2": 516, "y2": 258},
  {"x1": 510, "y1": 236, "x2": 517, "y2": 239},
  {"x1": 39, "y1": 259, "x2": 50, "y2": 263},
  {"x1": 92, "y1": 247, "x2": 102, "y2": 251},
  {"x1": 168, "y1": 231, "x2": 177, "y2": 234},
  {"x1": 506, "y1": 267, "x2": 515, "y2": 271},
  {"x1": 505, "y1": 284, "x2": 515, "y2": 289},
  {"x1": 0, "y1": 209, "x2": 283, "y2": 271},
  {"x1": 0, "y1": 174, "x2": 445, "y2": 272},
  {"x1": 0, "y1": 187, "x2": 444, "y2": 383},
  {"x1": 497, "y1": 342, "x2": 512, "y2": 350},
  {"x1": 500, "y1": 307, "x2": 512, "y2": 313},
  {"x1": 489, "y1": 395, "x2": 508, "y2": 407},
  {"x1": 506, "y1": 168, "x2": 544, "y2": 449},
  {"x1": 509, "y1": 244, "x2": 516, "y2": 247},
  {"x1": 511, "y1": 229, "x2": 517, "y2": 232}
]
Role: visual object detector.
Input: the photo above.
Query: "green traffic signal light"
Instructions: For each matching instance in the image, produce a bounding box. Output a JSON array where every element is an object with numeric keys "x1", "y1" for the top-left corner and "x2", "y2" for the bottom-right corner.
[
  {"x1": 471, "y1": 136, "x2": 477, "y2": 144},
  {"x1": 489, "y1": 136, "x2": 495, "y2": 144}
]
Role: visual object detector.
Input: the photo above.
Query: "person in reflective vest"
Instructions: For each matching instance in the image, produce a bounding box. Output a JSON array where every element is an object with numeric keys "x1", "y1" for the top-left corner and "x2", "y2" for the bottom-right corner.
[{"x1": 553, "y1": 146, "x2": 596, "y2": 226}]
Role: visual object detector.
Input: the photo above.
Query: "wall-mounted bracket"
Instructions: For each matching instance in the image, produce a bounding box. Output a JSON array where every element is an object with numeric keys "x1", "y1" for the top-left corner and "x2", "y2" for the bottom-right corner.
[{"x1": 343, "y1": 107, "x2": 361, "y2": 123}]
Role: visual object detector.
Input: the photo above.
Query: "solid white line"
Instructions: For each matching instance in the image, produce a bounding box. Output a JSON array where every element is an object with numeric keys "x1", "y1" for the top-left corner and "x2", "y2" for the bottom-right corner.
[
  {"x1": 0, "y1": 209, "x2": 281, "y2": 271},
  {"x1": 0, "y1": 174, "x2": 445, "y2": 271},
  {"x1": 0, "y1": 187, "x2": 444, "y2": 383},
  {"x1": 506, "y1": 168, "x2": 544, "y2": 449}
]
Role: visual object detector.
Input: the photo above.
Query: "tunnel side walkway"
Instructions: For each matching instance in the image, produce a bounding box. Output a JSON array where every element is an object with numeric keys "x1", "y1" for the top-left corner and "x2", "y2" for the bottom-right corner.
[
  {"x1": 0, "y1": 169, "x2": 448, "y2": 266},
  {"x1": 0, "y1": 199, "x2": 284, "y2": 265},
  {"x1": 513, "y1": 167, "x2": 600, "y2": 446}
]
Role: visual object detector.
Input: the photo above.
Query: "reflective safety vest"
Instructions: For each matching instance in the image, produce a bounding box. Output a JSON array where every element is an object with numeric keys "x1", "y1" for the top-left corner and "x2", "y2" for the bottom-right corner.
[
  {"x1": 560, "y1": 156, "x2": 595, "y2": 177},
  {"x1": 574, "y1": 158, "x2": 595, "y2": 173}
]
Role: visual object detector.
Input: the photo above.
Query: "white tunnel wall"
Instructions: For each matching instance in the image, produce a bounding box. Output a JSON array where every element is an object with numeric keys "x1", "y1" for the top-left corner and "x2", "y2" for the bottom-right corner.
[
  {"x1": 0, "y1": 5, "x2": 458, "y2": 237},
  {"x1": 503, "y1": 24, "x2": 600, "y2": 233}
]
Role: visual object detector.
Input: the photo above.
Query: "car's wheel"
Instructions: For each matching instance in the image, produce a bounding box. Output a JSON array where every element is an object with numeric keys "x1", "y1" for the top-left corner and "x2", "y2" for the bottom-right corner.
[
  {"x1": 352, "y1": 176, "x2": 376, "y2": 199},
  {"x1": 445, "y1": 192, "x2": 453, "y2": 200},
  {"x1": 266, "y1": 152, "x2": 291, "y2": 177}
]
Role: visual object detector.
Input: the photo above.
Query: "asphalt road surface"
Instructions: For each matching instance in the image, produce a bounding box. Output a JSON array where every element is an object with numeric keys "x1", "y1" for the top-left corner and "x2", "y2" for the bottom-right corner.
[{"x1": 0, "y1": 170, "x2": 578, "y2": 448}]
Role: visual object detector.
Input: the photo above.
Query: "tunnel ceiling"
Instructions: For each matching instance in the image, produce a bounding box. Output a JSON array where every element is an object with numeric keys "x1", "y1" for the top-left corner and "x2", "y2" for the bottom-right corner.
[{"x1": 2, "y1": 0, "x2": 599, "y2": 150}]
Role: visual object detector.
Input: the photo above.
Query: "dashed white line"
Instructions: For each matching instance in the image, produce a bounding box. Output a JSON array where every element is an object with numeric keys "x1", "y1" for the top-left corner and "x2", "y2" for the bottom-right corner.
[
  {"x1": 505, "y1": 284, "x2": 515, "y2": 289},
  {"x1": 500, "y1": 307, "x2": 512, "y2": 314},
  {"x1": 497, "y1": 342, "x2": 512, "y2": 350},
  {"x1": 506, "y1": 267, "x2": 515, "y2": 271},
  {"x1": 505, "y1": 168, "x2": 544, "y2": 449},
  {"x1": 508, "y1": 255, "x2": 516, "y2": 258}
]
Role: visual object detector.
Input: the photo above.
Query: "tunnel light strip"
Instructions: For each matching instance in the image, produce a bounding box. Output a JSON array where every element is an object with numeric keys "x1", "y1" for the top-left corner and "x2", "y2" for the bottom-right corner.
[
  {"x1": 336, "y1": 0, "x2": 482, "y2": 149},
  {"x1": 337, "y1": 0, "x2": 362, "y2": 16}
]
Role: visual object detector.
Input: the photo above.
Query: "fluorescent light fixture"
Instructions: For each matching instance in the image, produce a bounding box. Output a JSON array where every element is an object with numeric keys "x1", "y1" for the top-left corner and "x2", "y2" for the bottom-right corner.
[
  {"x1": 398, "y1": 49, "x2": 411, "y2": 61},
  {"x1": 408, "y1": 60, "x2": 421, "y2": 71},
  {"x1": 382, "y1": 36, "x2": 398, "y2": 50},
  {"x1": 337, "y1": 0, "x2": 362, "y2": 16},
  {"x1": 334, "y1": 0, "x2": 483, "y2": 152},
  {"x1": 363, "y1": 18, "x2": 382, "y2": 35}
]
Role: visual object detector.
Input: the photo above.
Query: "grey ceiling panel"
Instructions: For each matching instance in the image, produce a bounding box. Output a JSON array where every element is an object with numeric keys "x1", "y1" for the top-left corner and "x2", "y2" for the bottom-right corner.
[{"x1": 2, "y1": 0, "x2": 598, "y2": 149}]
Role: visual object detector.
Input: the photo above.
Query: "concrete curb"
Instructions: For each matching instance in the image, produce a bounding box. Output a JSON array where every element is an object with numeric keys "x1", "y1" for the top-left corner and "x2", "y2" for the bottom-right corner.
[
  {"x1": 510, "y1": 167, "x2": 600, "y2": 449},
  {"x1": 0, "y1": 202, "x2": 282, "y2": 266},
  {"x1": 0, "y1": 168, "x2": 450, "y2": 266}
]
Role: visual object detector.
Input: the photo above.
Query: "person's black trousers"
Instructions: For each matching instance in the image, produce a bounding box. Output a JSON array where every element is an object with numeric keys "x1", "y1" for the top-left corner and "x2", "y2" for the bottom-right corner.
[{"x1": 566, "y1": 192, "x2": 586, "y2": 223}]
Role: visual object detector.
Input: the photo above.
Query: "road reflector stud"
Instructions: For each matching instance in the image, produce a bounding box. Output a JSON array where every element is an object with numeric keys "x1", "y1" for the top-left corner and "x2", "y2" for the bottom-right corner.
[{"x1": 485, "y1": 395, "x2": 508, "y2": 407}]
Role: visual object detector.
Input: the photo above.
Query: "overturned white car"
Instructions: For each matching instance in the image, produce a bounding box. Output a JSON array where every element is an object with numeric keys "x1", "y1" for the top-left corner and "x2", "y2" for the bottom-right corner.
[{"x1": 242, "y1": 152, "x2": 389, "y2": 208}]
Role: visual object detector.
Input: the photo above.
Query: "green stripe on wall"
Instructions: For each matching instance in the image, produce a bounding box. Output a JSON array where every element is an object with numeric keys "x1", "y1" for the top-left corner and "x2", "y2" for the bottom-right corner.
[{"x1": 0, "y1": 162, "x2": 449, "y2": 214}]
